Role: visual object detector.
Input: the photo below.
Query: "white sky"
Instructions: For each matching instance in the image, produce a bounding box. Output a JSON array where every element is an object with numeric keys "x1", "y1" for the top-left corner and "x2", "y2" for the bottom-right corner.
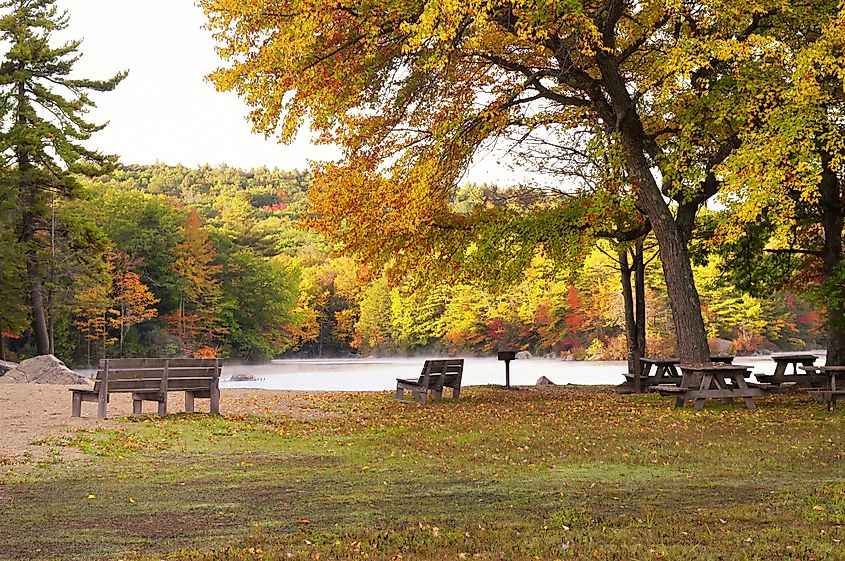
[
  {"x1": 55, "y1": 1, "x2": 509, "y2": 183},
  {"x1": 57, "y1": 0, "x2": 337, "y2": 171}
]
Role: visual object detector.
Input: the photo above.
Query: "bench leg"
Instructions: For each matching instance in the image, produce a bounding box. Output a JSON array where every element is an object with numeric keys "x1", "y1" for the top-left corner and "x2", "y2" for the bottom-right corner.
[
  {"x1": 733, "y1": 375, "x2": 756, "y2": 411},
  {"x1": 452, "y1": 387, "x2": 461, "y2": 400},
  {"x1": 210, "y1": 387, "x2": 220, "y2": 414},
  {"x1": 416, "y1": 390, "x2": 426, "y2": 405},
  {"x1": 675, "y1": 373, "x2": 692, "y2": 408},
  {"x1": 157, "y1": 397, "x2": 167, "y2": 416},
  {"x1": 133, "y1": 399, "x2": 143, "y2": 415},
  {"x1": 432, "y1": 389, "x2": 443, "y2": 402},
  {"x1": 71, "y1": 392, "x2": 82, "y2": 417},
  {"x1": 185, "y1": 392, "x2": 195, "y2": 413},
  {"x1": 694, "y1": 374, "x2": 714, "y2": 411},
  {"x1": 396, "y1": 387, "x2": 404, "y2": 401},
  {"x1": 97, "y1": 393, "x2": 107, "y2": 419}
]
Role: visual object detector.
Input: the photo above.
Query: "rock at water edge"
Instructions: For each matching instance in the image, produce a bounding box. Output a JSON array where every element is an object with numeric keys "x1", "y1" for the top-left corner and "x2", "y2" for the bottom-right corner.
[{"x1": 0, "y1": 354, "x2": 91, "y2": 385}]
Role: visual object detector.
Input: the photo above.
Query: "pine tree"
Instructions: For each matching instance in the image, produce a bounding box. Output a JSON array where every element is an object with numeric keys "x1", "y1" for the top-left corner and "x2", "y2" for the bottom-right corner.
[{"x1": 0, "y1": 0, "x2": 126, "y2": 354}]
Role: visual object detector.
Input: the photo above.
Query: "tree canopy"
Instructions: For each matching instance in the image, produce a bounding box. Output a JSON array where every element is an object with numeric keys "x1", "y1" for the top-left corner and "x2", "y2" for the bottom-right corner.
[{"x1": 202, "y1": 0, "x2": 822, "y2": 362}]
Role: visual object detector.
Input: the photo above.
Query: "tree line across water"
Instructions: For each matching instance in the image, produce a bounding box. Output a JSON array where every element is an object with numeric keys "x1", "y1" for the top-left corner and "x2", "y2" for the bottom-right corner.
[{"x1": 0, "y1": 164, "x2": 824, "y2": 366}]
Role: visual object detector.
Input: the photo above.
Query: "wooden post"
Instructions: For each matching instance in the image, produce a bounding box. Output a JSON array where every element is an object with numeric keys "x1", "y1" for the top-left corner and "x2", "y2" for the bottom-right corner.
[{"x1": 504, "y1": 360, "x2": 511, "y2": 388}]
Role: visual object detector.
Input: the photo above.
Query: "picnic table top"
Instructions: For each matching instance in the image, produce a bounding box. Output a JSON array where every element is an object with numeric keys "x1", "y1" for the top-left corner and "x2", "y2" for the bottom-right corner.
[
  {"x1": 642, "y1": 355, "x2": 734, "y2": 365},
  {"x1": 771, "y1": 353, "x2": 818, "y2": 361},
  {"x1": 679, "y1": 362, "x2": 751, "y2": 372}
]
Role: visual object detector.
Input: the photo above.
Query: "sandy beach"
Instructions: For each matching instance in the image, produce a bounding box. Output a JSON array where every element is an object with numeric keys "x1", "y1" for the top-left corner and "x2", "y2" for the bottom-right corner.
[{"x1": 0, "y1": 384, "x2": 333, "y2": 464}]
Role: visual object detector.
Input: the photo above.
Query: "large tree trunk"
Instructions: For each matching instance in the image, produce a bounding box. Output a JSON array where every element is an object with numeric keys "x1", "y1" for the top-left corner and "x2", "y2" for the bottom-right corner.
[
  {"x1": 819, "y1": 154, "x2": 845, "y2": 365},
  {"x1": 622, "y1": 140, "x2": 710, "y2": 363},
  {"x1": 596, "y1": 54, "x2": 710, "y2": 364}
]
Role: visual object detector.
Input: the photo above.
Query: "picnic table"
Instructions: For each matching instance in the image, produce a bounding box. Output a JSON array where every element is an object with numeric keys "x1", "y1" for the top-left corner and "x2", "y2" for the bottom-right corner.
[
  {"x1": 655, "y1": 362, "x2": 768, "y2": 411},
  {"x1": 625, "y1": 355, "x2": 734, "y2": 390},
  {"x1": 805, "y1": 365, "x2": 845, "y2": 413},
  {"x1": 754, "y1": 354, "x2": 824, "y2": 388}
]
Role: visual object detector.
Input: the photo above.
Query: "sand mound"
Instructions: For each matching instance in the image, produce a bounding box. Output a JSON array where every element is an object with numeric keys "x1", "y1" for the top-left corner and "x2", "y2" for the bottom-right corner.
[{"x1": 0, "y1": 354, "x2": 91, "y2": 385}]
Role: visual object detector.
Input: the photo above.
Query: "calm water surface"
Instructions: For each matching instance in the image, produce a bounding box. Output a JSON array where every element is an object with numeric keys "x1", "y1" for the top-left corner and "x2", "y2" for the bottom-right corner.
[{"x1": 218, "y1": 354, "x2": 822, "y2": 391}]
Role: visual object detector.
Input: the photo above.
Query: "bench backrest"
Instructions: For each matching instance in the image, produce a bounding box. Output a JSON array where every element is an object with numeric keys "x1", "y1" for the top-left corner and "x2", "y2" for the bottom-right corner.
[
  {"x1": 417, "y1": 359, "x2": 464, "y2": 390},
  {"x1": 93, "y1": 358, "x2": 221, "y2": 394}
]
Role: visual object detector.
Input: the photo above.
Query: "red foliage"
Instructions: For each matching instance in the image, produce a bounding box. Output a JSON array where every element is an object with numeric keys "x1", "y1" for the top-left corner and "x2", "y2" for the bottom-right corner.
[{"x1": 564, "y1": 286, "x2": 586, "y2": 329}]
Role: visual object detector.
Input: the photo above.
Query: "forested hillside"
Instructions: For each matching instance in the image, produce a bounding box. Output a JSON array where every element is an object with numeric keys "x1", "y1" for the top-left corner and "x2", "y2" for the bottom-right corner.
[{"x1": 0, "y1": 164, "x2": 823, "y2": 365}]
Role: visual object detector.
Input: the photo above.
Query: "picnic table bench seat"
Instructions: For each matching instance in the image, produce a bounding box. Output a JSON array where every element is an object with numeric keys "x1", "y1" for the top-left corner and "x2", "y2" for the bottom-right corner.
[
  {"x1": 808, "y1": 390, "x2": 845, "y2": 402},
  {"x1": 396, "y1": 359, "x2": 463, "y2": 404},
  {"x1": 804, "y1": 365, "x2": 845, "y2": 413},
  {"x1": 70, "y1": 358, "x2": 221, "y2": 419}
]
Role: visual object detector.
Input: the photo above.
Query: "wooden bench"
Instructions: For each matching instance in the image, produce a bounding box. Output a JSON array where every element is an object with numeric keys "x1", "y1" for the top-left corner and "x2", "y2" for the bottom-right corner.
[
  {"x1": 70, "y1": 358, "x2": 222, "y2": 419},
  {"x1": 396, "y1": 359, "x2": 464, "y2": 404}
]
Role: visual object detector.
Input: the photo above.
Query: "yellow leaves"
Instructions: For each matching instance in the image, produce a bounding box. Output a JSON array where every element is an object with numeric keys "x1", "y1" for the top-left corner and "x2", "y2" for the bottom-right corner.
[{"x1": 86, "y1": 493, "x2": 96, "y2": 500}]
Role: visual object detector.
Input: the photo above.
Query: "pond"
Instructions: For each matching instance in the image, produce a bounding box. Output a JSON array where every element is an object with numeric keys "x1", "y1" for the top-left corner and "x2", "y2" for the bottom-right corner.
[{"x1": 218, "y1": 354, "x2": 822, "y2": 391}]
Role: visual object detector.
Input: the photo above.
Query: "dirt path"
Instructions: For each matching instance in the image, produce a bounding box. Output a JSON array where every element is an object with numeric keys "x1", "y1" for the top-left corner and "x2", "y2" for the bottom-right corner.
[{"x1": 0, "y1": 384, "x2": 336, "y2": 463}]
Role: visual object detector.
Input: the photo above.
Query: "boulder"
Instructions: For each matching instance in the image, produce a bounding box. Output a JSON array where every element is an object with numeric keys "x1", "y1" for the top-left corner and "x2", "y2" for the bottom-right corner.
[
  {"x1": 229, "y1": 372, "x2": 258, "y2": 382},
  {"x1": 515, "y1": 351, "x2": 533, "y2": 360},
  {"x1": 536, "y1": 376, "x2": 555, "y2": 386},
  {"x1": 0, "y1": 359, "x2": 17, "y2": 375},
  {"x1": 0, "y1": 354, "x2": 91, "y2": 385},
  {"x1": 709, "y1": 338, "x2": 732, "y2": 356}
]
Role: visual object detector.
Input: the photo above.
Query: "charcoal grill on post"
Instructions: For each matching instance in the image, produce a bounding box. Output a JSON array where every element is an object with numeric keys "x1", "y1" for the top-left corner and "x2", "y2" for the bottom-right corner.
[{"x1": 497, "y1": 351, "x2": 517, "y2": 388}]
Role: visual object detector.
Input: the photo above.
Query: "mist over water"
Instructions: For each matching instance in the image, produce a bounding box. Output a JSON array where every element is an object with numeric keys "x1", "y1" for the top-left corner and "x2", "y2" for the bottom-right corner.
[{"x1": 218, "y1": 354, "x2": 817, "y2": 391}]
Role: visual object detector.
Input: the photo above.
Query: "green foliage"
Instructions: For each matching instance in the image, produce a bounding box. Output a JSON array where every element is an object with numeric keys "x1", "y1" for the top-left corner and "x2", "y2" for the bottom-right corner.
[
  {"x1": 2, "y1": 161, "x2": 826, "y2": 363},
  {"x1": 216, "y1": 243, "x2": 299, "y2": 359},
  {"x1": 0, "y1": 0, "x2": 125, "y2": 353}
]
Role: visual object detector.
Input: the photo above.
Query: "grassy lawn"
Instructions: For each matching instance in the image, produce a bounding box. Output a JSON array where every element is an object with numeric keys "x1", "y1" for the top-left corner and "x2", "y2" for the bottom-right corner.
[{"x1": 1, "y1": 387, "x2": 844, "y2": 560}]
